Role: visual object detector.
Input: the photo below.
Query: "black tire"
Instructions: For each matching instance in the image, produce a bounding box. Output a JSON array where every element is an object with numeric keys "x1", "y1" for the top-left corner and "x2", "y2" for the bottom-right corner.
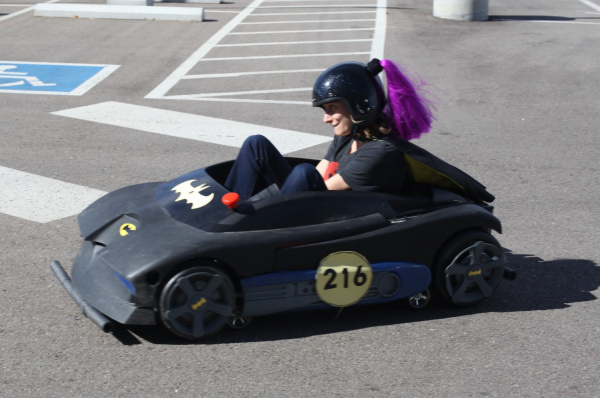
[
  {"x1": 433, "y1": 230, "x2": 505, "y2": 306},
  {"x1": 159, "y1": 266, "x2": 235, "y2": 340}
]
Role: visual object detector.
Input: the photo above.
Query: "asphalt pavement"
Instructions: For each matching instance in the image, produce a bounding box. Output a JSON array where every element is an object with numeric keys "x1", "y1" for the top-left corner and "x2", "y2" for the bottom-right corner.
[{"x1": 1, "y1": 0, "x2": 599, "y2": 396}]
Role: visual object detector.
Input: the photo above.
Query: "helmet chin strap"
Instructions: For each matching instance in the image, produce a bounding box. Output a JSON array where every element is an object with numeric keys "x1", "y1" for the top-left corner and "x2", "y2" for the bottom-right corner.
[
  {"x1": 350, "y1": 124, "x2": 369, "y2": 142},
  {"x1": 350, "y1": 124, "x2": 385, "y2": 142}
]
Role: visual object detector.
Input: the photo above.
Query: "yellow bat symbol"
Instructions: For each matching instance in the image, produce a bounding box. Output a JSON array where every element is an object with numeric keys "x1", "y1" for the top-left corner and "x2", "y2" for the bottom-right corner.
[
  {"x1": 119, "y1": 223, "x2": 137, "y2": 236},
  {"x1": 172, "y1": 180, "x2": 215, "y2": 209}
]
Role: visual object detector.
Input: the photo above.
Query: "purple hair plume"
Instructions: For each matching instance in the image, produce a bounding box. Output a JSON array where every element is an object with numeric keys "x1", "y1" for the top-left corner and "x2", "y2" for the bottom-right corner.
[{"x1": 380, "y1": 59, "x2": 435, "y2": 141}]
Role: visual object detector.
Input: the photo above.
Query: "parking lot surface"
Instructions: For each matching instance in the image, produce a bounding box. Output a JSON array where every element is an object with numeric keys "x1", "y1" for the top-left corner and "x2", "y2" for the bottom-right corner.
[{"x1": 1, "y1": 0, "x2": 599, "y2": 396}]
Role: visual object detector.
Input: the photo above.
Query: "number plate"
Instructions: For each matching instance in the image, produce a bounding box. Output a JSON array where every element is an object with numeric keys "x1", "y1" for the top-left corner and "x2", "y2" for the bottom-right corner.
[{"x1": 315, "y1": 252, "x2": 373, "y2": 307}]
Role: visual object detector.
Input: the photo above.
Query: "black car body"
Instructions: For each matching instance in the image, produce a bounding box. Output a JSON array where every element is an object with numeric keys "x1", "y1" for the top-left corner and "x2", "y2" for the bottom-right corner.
[{"x1": 52, "y1": 157, "x2": 512, "y2": 340}]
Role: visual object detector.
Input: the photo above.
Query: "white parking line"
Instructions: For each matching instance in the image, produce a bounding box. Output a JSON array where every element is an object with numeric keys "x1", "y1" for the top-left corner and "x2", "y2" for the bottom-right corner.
[
  {"x1": 579, "y1": 0, "x2": 600, "y2": 12},
  {"x1": 227, "y1": 27, "x2": 375, "y2": 35},
  {"x1": 163, "y1": 97, "x2": 310, "y2": 105},
  {"x1": 215, "y1": 39, "x2": 371, "y2": 47},
  {"x1": 371, "y1": 0, "x2": 387, "y2": 60},
  {"x1": 256, "y1": 5, "x2": 377, "y2": 9},
  {"x1": 0, "y1": 61, "x2": 120, "y2": 96},
  {"x1": 248, "y1": 11, "x2": 376, "y2": 16},
  {"x1": 0, "y1": 0, "x2": 51, "y2": 22},
  {"x1": 0, "y1": 0, "x2": 59, "y2": 22},
  {"x1": 146, "y1": 0, "x2": 265, "y2": 99},
  {"x1": 168, "y1": 87, "x2": 311, "y2": 100},
  {"x1": 261, "y1": 0, "x2": 360, "y2": 2},
  {"x1": 199, "y1": 52, "x2": 370, "y2": 62},
  {"x1": 182, "y1": 68, "x2": 323, "y2": 79},
  {"x1": 146, "y1": 0, "x2": 386, "y2": 102},
  {"x1": 52, "y1": 101, "x2": 332, "y2": 154},
  {"x1": 0, "y1": 166, "x2": 106, "y2": 223},
  {"x1": 239, "y1": 19, "x2": 376, "y2": 25}
]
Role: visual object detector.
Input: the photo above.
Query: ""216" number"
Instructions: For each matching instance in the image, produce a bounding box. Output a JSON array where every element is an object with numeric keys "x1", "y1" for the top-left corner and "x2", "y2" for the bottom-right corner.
[{"x1": 323, "y1": 266, "x2": 368, "y2": 290}]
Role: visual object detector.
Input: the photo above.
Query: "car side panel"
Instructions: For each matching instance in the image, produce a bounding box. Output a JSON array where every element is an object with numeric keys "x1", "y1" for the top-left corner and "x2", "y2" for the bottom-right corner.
[{"x1": 273, "y1": 204, "x2": 501, "y2": 271}]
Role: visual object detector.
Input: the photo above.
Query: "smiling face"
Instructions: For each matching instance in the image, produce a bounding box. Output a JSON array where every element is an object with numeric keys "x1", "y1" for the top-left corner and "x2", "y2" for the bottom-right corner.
[{"x1": 322, "y1": 101, "x2": 353, "y2": 137}]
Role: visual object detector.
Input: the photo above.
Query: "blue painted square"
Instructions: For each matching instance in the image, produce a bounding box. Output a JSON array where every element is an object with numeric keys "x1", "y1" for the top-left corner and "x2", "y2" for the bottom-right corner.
[{"x1": 0, "y1": 62, "x2": 117, "y2": 95}]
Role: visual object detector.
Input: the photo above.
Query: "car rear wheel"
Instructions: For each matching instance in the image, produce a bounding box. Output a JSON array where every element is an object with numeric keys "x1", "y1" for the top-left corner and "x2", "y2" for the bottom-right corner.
[
  {"x1": 159, "y1": 266, "x2": 235, "y2": 340},
  {"x1": 433, "y1": 230, "x2": 505, "y2": 306}
]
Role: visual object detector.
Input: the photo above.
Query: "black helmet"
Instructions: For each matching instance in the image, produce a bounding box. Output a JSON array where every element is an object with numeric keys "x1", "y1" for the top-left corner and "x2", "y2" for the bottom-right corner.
[{"x1": 312, "y1": 60, "x2": 386, "y2": 126}]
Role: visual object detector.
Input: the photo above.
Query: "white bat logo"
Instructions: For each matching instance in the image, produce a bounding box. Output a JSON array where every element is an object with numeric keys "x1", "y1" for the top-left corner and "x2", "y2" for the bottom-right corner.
[{"x1": 171, "y1": 180, "x2": 215, "y2": 209}]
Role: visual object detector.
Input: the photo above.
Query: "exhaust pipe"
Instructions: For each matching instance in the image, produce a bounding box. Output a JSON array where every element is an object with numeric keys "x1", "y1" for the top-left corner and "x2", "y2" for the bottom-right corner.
[{"x1": 50, "y1": 261, "x2": 114, "y2": 333}]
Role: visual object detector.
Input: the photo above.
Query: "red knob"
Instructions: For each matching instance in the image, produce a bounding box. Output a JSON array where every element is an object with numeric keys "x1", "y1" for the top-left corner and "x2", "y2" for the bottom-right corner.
[{"x1": 222, "y1": 192, "x2": 240, "y2": 209}]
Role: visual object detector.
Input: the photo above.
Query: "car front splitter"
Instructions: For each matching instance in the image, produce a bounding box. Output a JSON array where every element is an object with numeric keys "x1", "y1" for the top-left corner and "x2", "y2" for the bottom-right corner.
[{"x1": 50, "y1": 260, "x2": 114, "y2": 334}]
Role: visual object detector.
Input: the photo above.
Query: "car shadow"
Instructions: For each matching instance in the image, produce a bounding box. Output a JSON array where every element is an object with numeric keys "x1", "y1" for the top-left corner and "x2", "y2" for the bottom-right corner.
[
  {"x1": 114, "y1": 251, "x2": 600, "y2": 345},
  {"x1": 489, "y1": 15, "x2": 600, "y2": 22},
  {"x1": 489, "y1": 15, "x2": 576, "y2": 21}
]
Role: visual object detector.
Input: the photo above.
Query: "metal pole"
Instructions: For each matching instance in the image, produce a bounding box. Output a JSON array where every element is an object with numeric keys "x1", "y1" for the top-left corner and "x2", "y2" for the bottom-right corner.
[{"x1": 433, "y1": 0, "x2": 489, "y2": 21}]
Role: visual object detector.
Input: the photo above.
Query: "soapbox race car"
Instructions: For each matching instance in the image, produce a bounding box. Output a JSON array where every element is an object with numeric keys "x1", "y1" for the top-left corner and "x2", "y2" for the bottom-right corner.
[{"x1": 51, "y1": 155, "x2": 515, "y2": 341}]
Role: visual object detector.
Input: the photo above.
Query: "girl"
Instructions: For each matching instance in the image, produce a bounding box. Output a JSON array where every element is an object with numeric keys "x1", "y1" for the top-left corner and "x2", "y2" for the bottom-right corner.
[{"x1": 224, "y1": 58, "x2": 434, "y2": 199}]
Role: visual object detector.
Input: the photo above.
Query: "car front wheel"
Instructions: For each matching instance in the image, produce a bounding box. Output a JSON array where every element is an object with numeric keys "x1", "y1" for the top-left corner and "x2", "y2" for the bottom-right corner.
[{"x1": 159, "y1": 265, "x2": 235, "y2": 340}]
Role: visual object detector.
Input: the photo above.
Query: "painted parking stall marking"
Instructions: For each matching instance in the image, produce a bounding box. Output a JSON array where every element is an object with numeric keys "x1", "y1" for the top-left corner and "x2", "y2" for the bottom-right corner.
[
  {"x1": 3, "y1": 97, "x2": 330, "y2": 223},
  {"x1": 0, "y1": 166, "x2": 106, "y2": 223},
  {"x1": 580, "y1": 0, "x2": 600, "y2": 12},
  {"x1": 53, "y1": 101, "x2": 331, "y2": 154},
  {"x1": 146, "y1": 0, "x2": 387, "y2": 103},
  {"x1": 0, "y1": 61, "x2": 119, "y2": 95}
]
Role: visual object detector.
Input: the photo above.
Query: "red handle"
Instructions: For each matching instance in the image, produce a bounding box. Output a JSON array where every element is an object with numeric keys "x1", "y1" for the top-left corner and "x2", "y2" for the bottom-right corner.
[{"x1": 222, "y1": 192, "x2": 240, "y2": 209}]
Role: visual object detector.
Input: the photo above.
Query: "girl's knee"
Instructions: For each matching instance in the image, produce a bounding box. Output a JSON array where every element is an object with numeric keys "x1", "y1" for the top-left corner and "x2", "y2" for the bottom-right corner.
[
  {"x1": 290, "y1": 163, "x2": 316, "y2": 176},
  {"x1": 243, "y1": 134, "x2": 268, "y2": 148},
  {"x1": 282, "y1": 163, "x2": 325, "y2": 193}
]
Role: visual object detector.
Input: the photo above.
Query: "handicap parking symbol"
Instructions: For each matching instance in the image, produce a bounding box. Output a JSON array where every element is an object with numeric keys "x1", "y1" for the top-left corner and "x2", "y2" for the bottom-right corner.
[{"x1": 0, "y1": 61, "x2": 119, "y2": 95}]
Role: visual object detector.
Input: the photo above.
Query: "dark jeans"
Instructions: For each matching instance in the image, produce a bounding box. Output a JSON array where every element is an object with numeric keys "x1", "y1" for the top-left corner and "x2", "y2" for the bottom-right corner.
[{"x1": 224, "y1": 135, "x2": 326, "y2": 200}]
